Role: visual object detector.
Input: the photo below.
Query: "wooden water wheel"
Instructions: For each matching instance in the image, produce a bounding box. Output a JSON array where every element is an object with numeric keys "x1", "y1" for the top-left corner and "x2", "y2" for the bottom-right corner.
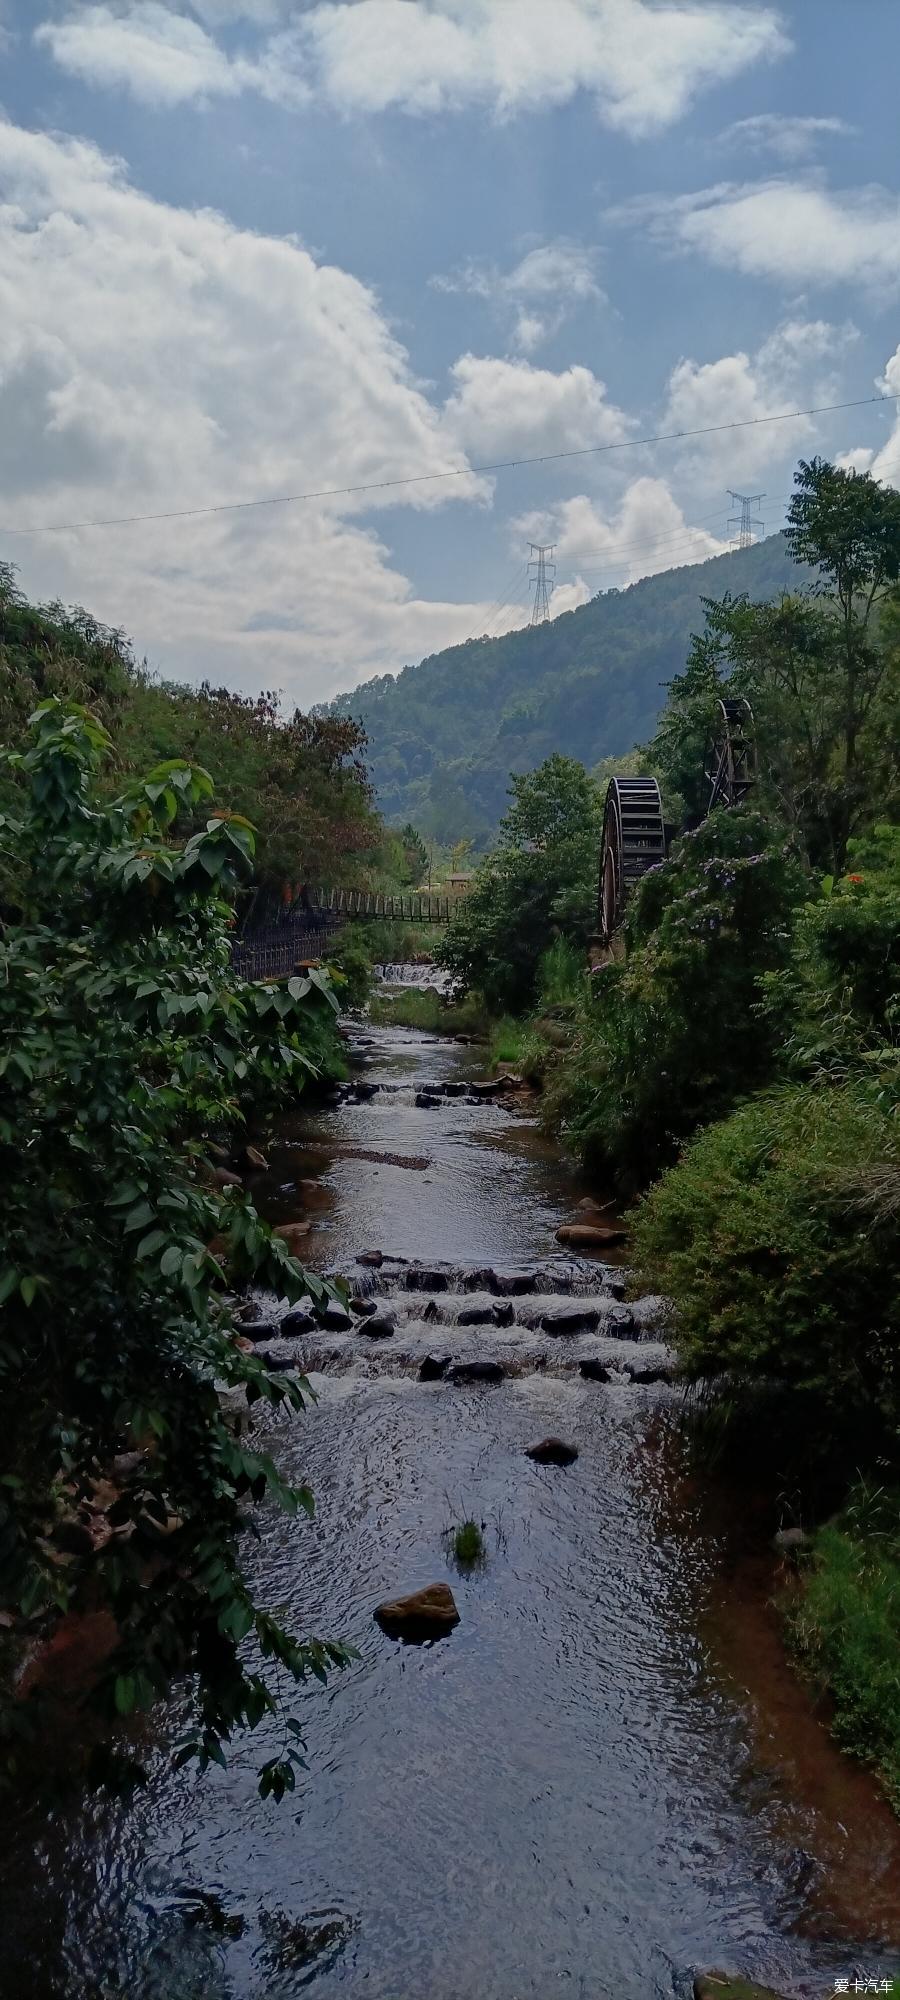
[
  {"x1": 595, "y1": 776, "x2": 667, "y2": 949},
  {"x1": 705, "y1": 697, "x2": 757, "y2": 813}
]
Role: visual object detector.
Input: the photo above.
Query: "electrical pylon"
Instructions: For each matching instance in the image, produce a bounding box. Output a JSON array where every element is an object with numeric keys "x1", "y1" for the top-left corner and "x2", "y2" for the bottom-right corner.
[
  {"x1": 528, "y1": 543, "x2": 556, "y2": 623},
  {"x1": 727, "y1": 491, "x2": 765, "y2": 550}
]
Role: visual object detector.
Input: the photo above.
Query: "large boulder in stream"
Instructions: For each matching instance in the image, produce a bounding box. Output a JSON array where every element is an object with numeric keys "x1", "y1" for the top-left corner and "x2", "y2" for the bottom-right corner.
[
  {"x1": 374, "y1": 1582, "x2": 460, "y2": 1640},
  {"x1": 360, "y1": 1312, "x2": 396, "y2": 1339},
  {"x1": 280, "y1": 1307, "x2": 317, "y2": 1338},
  {"x1": 457, "y1": 1302, "x2": 495, "y2": 1326},
  {"x1": 321, "y1": 1301, "x2": 353, "y2": 1332}
]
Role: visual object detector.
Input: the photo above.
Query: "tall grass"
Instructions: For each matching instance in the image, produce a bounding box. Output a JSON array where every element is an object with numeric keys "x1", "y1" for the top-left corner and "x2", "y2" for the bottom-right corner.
[
  {"x1": 368, "y1": 987, "x2": 488, "y2": 1037},
  {"x1": 537, "y1": 937, "x2": 585, "y2": 1009},
  {"x1": 786, "y1": 1483, "x2": 900, "y2": 1808}
]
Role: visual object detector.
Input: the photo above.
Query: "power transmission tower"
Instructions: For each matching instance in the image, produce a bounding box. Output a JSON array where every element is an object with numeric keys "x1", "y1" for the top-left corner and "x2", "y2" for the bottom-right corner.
[
  {"x1": 727, "y1": 490, "x2": 765, "y2": 550},
  {"x1": 528, "y1": 543, "x2": 556, "y2": 624}
]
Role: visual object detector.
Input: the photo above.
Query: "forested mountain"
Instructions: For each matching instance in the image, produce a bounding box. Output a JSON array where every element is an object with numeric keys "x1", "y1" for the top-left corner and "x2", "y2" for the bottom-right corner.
[{"x1": 326, "y1": 533, "x2": 800, "y2": 842}]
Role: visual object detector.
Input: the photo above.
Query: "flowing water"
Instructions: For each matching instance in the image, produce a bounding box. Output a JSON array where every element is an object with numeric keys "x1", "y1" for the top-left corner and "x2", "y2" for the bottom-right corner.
[{"x1": 4, "y1": 1017, "x2": 900, "y2": 2000}]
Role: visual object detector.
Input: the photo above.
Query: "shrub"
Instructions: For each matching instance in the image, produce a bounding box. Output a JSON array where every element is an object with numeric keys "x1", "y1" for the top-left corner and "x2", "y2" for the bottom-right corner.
[
  {"x1": 0, "y1": 700, "x2": 351, "y2": 1796},
  {"x1": 633, "y1": 1083, "x2": 900, "y2": 1441},
  {"x1": 546, "y1": 810, "x2": 807, "y2": 1187}
]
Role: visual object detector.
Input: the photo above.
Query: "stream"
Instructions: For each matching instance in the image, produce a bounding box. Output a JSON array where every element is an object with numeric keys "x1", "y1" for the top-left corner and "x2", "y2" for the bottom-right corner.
[{"x1": 3, "y1": 1009, "x2": 900, "y2": 2000}]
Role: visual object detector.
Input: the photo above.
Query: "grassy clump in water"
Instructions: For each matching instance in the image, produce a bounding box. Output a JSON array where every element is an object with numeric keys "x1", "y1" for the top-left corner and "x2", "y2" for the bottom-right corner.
[
  {"x1": 368, "y1": 986, "x2": 487, "y2": 1037},
  {"x1": 785, "y1": 1482, "x2": 900, "y2": 1809},
  {"x1": 453, "y1": 1519, "x2": 485, "y2": 1565}
]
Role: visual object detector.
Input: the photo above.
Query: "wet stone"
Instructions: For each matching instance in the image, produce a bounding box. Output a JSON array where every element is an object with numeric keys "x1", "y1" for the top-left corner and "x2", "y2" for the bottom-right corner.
[
  {"x1": 356, "y1": 1251, "x2": 383, "y2": 1268},
  {"x1": 237, "y1": 1317, "x2": 278, "y2": 1344},
  {"x1": 349, "y1": 1296, "x2": 378, "y2": 1317},
  {"x1": 490, "y1": 1270, "x2": 537, "y2": 1296},
  {"x1": 492, "y1": 1300, "x2": 516, "y2": 1326},
  {"x1": 279, "y1": 1307, "x2": 317, "y2": 1338},
  {"x1": 374, "y1": 1582, "x2": 459, "y2": 1641},
  {"x1": 457, "y1": 1302, "x2": 495, "y2": 1326},
  {"x1": 580, "y1": 1358, "x2": 611, "y2": 1382},
  {"x1": 406, "y1": 1267, "x2": 449, "y2": 1292},
  {"x1": 361, "y1": 1313, "x2": 396, "y2": 1339},
  {"x1": 322, "y1": 1302, "x2": 353, "y2": 1333},
  {"x1": 419, "y1": 1354, "x2": 451, "y2": 1382},
  {"x1": 541, "y1": 1303, "x2": 600, "y2": 1335},
  {"x1": 526, "y1": 1438, "x2": 579, "y2": 1466},
  {"x1": 449, "y1": 1360, "x2": 505, "y2": 1385}
]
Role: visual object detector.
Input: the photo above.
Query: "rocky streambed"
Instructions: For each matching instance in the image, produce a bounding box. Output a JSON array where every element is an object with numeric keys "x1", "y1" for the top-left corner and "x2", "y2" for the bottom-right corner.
[{"x1": 3, "y1": 1016, "x2": 900, "y2": 2000}]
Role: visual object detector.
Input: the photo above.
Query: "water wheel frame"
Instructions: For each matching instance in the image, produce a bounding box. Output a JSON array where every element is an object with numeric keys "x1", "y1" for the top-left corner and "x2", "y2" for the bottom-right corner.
[
  {"x1": 596, "y1": 776, "x2": 667, "y2": 948},
  {"x1": 704, "y1": 697, "x2": 757, "y2": 813}
]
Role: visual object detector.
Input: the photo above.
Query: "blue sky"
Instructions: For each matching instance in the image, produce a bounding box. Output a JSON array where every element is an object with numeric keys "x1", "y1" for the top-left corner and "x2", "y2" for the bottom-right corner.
[{"x1": 2, "y1": 1, "x2": 900, "y2": 705}]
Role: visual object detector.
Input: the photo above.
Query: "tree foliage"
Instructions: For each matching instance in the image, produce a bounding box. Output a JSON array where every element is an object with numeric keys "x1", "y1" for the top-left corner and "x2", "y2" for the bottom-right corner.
[
  {"x1": 437, "y1": 754, "x2": 602, "y2": 1013},
  {"x1": 545, "y1": 810, "x2": 807, "y2": 1188},
  {"x1": 0, "y1": 700, "x2": 351, "y2": 1795},
  {"x1": 0, "y1": 566, "x2": 379, "y2": 901},
  {"x1": 652, "y1": 460, "x2": 900, "y2": 869}
]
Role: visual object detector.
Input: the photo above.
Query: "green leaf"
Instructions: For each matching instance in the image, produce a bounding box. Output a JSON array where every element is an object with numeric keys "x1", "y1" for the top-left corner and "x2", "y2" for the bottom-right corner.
[{"x1": 136, "y1": 1229, "x2": 168, "y2": 1260}]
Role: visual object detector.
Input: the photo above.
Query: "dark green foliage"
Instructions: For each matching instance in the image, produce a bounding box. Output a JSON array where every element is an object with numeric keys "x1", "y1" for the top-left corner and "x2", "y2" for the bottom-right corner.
[
  {"x1": 0, "y1": 700, "x2": 352, "y2": 1792},
  {"x1": 546, "y1": 811, "x2": 806, "y2": 1188},
  {"x1": 452, "y1": 1520, "x2": 485, "y2": 1565},
  {"x1": 399, "y1": 822, "x2": 429, "y2": 887},
  {"x1": 437, "y1": 754, "x2": 602, "y2": 1014},
  {"x1": 652, "y1": 461, "x2": 900, "y2": 870},
  {"x1": 324, "y1": 535, "x2": 798, "y2": 840},
  {"x1": 786, "y1": 1485, "x2": 900, "y2": 1807},
  {"x1": 633, "y1": 1083, "x2": 900, "y2": 1433},
  {"x1": 0, "y1": 567, "x2": 380, "y2": 900},
  {"x1": 766, "y1": 822, "x2": 900, "y2": 1095}
]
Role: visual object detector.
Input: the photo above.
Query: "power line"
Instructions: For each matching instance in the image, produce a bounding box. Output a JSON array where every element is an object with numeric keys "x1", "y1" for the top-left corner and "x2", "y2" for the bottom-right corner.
[{"x1": 1, "y1": 392, "x2": 896, "y2": 540}]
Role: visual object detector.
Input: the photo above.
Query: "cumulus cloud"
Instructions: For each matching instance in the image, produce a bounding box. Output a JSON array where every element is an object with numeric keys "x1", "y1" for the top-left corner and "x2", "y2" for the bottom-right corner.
[
  {"x1": 433, "y1": 239, "x2": 605, "y2": 353},
  {"x1": 626, "y1": 176, "x2": 900, "y2": 292},
  {"x1": 35, "y1": 2, "x2": 307, "y2": 107},
  {"x1": 514, "y1": 481, "x2": 728, "y2": 595},
  {"x1": 0, "y1": 117, "x2": 507, "y2": 701},
  {"x1": 662, "y1": 316, "x2": 859, "y2": 477},
  {"x1": 444, "y1": 354, "x2": 631, "y2": 461},
  {"x1": 37, "y1": 0, "x2": 789, "y2": 132},
  {"x1": 718, "y1": 112, "x2": 853, "y2": 162}
]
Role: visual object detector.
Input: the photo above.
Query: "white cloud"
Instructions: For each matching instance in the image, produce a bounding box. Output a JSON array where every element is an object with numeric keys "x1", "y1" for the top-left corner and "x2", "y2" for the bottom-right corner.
[
  {"x1": 35, "y1": 3, "x2": 307, "y2": 107},
  {"x1": 444, "y1": 354, "x2": 631, "y2": 460},
  {"x1": 433, "y1": 238, "x2": 605, "y2": 352},
  {"x1": 0, "y1": 117, "x2": 505, "y2": 702},
  {"x1": 718, "y1": 112, "x2": 853, "y2": 162},
  {"x1": 38, "y1": 0, "x2": 789, "y2": 132},
  {"x1": 662, "y1": 316, "x2": 858, "y2": 477},
  {"x1": 629, "y1": 176, "x2": 900, "y2": 292},
  {"x1": 514, "y1": 480, "x2": 728, "y2": 593},
  {"x1": 863, "y1": 346, "x2": 900, "y2": 487}
]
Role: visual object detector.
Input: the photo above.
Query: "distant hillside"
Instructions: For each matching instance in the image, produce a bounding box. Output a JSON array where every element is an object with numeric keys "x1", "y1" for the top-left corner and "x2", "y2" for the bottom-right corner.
[{"x1": 326, "y1": 533, "x2": 801, "y2": 842}]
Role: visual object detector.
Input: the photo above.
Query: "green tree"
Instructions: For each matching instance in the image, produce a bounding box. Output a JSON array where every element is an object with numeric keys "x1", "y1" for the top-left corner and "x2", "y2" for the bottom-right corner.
[
  {"x1": 0, "y1": 700, "x2": 350, "y2": 1795},
  {"x1": 398, "y1": 821, "x2": 429, "y2": 887},
  {"x1": 652, "y1": 461, "x2": 900, "y2": 869},
  {"x1": 438, "y1": 754, "x2": 602, "y2": 1013}
]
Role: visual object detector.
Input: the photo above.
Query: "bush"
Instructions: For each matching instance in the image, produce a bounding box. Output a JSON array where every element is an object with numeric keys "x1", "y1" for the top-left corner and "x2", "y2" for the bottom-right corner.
[
  {"x1": 545, "y1": 810, "x2": 807, "y2": 1187},
  {"x1": 438, "y1": 755, "x2": 602, "y2": 1015},
  {"x1": 786, "y1": 1485, "x2": 900, "y2": 1807},
  {"x1": 633, "y1": 1083, "x2": 900, "y2": 1441},
  {"x1": 0, "y1": 700, "x2": 351, "y2": 1796}
]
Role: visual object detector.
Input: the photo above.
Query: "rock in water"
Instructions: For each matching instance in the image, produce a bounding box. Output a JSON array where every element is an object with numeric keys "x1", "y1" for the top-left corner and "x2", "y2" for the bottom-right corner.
[
  {"x1": 357, "y1": 1250, "x2": 384, "y2": 1267},
  {"x1": 449, "y1": 1360, "x2": 505, "y2": 1385},
  {"x1": 321, "y1": 1302, "x2": 353, "y2": 1332},
  {"x1": 694, "y1": 1977, "x2": 790, "y2": 2000},
  {"x1": 350, "y1": 1296, "x2": 378, "y2": 1317},
  {"x1": 541, "y1": 1303, "x2": 600, "y2": 1335},
  {"x1": 526, "y1": 1438, "x2": 579, "y2": 1466},
  {"x1": 419, "y1": 1354, "x2": 451, "y2": 1381},
  {"x1": 280, "y1": 1307, "x2": 316, "y2": 1337},
  {"x1": 237, "y1": 1317, "x2": 278, "y2": 1344},
  {"x1": 241, "y1": 1144, "x2": 269, "y2": 1171},
  {"x1": 556, "y1": 1222, "x2": 628, "y2": 1248},
  {"x1": 374, "y1": 1582, "x2": 460, "y2": 1640},
  {"x1": 579, "y1": 1357, "x2": 611, "y2": 1382},
  {"x1": 361, "y1": 1313, "x2": 396, "y2": 1339},
  {"x1": 273, "y1": 1221, "x2": 312, "y2": 1254},
  {"x1": 457, "y1": 1302, "x2": 495, "y2": 1326}
]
